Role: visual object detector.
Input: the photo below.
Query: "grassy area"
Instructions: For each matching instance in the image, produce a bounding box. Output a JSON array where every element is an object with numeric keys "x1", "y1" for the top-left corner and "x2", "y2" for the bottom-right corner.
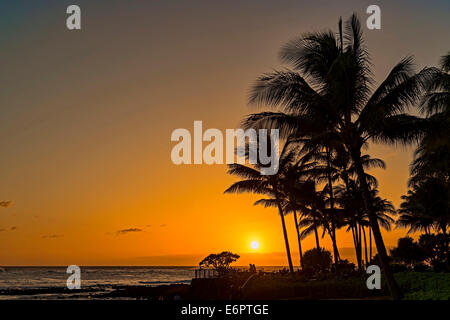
[
  {"x1": 394, "y1": 272, "x2": 450, "y2": 300},
  {"x1": 242, "y1": 274, "x2": 387, "y2": 299},
  {"x1": 240, "y1": 272, "x2": 450, "y2": 300}
]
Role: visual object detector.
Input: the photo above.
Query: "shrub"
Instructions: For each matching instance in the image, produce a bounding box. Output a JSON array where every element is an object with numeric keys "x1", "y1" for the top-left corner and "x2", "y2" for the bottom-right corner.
[
  {"x1": 334, "y1": 259, "x2": 356, "y2": 274},
  {"x1": 413, "y1": 263, "x2": 432, "y2": 272},
  {"x1": 390, "y1": 263, "x2": 409, "y2": 273},
  {"x1": 418, "y1": 234, "x2": 449, "y2": 271},
  {"x1": 370, "y1": 253, "x2": 392, "y2": 266},
  {"x1": 300, "y1": 267, "x2": 315, "y2": 278},
  {"x1": 390, "y1": 237, "x2": 425, "y2": 266},
  {"x1": 278, "y1": 268, "x2": 290, "y2": 275},
  {"x1": 303, "y1": 248, "x2": 332, "y2": 272}
]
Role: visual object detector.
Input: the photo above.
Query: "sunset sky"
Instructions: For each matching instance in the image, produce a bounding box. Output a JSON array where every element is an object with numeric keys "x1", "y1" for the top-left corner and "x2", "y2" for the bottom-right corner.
[{"x1": 1, "y1": 0, "x2": 449, "y2": 266}]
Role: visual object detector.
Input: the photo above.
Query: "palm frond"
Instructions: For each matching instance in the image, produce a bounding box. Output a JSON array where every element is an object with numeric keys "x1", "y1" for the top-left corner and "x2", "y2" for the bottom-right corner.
[
  {"x1": 224, "y1": 180, "x2": 271, "y2": 195},
  {"x1": 226, "y1": 164, "x2": 263, "y2": 179}
]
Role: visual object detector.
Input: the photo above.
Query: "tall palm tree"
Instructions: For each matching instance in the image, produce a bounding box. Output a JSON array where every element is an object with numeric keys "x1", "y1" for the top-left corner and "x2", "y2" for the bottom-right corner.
[
  {"x1": 335, "y1": 182, "x2": 364, "y2": 269},
  {"x1": 297, "y1": 184, "x2": 326, "y2": 250},
  {"x1": 332, "y1": 148, "x2": 383, "y2": 268},
  {"x1": 335, "y1": 180, "x2": 394, "y2": 269},
  {"x1": 280, "y1": 146, "x2": 319, "y2": 269},
  {"x1": 224, "y1": 142, "x2": 297, "y2": 272},
  {"x1": 295, "y1": 182, "x2": 347, "y2": 264},
  {"x1": 402, "y1": 52, "x2": 450, "y2": 264},
  {"x1": 279, "y1": 198, "x2": 305, "y2": 269},
  {"x1": 307, "y1": 149, "x2": 342, "y2": 263},
  {"x1": 262, "y1": 179, "x2": 316, "y2": 270},
  {"x1": 323, "y1": 149, "x2": 386, "y2": 264},
  {"x1": 241, "y1": 14, "x2": 435, "y2": 298},
  {"x1": 362, "y1": 193, "x2": 396, "y2": 266}
]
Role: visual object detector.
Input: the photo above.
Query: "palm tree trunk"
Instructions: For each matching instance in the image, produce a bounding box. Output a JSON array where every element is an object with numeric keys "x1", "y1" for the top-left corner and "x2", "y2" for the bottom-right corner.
[
  {"x1": 352, "y1": 152, "x2": 401, "y2": 299},
  {"x1": 345, "y1": 176, "x2": 362, "y2": 269},
  {"x1": 326, "y1": 147, "x2": 340, "y2": 264},
  {"x1": 330, "y1": 232, "x2": 340, "y2": 266},
  {"x1": 313, "y1": 215, "x2": 321, "y2": 249},
  {"x1": 276, "y1": 199, "x2": 294, "y2": 273},
  {"x1": 351, "y1": 224, "x2": 356, "y2": 248},
  {"x1": 293, "y1": 210, "x2": 304, "y2": 269},
  {"x1": 350, "y1": 223, "x2": 357, "y2": 259},
  {"x1": 359, "y1": 222, "x2": 363, "y2": 267},
  {"x1": 362, "y1": 225, "x2": 368, "y2": 268},
  {"x1": 369, "y1": 227, "x2": 373, "y2": 262},
  {"x1": 352, "y1": 218, "x2": 362, "y2": 270}
]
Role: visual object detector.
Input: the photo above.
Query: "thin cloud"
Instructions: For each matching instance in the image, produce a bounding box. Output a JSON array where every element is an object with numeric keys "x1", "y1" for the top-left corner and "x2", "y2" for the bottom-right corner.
[
  {"x1": 10, "y1": 226, "x2": 17, "y2": 231},
  {"x1": 0, "y1": 201, "x2": 12, "y2": 208},
  {"x1": 160, "y1": 224, "x2": 167, "y2": 227},
  {"x1": 116, "y1": 228, "x2": 143, "y2": 235}
]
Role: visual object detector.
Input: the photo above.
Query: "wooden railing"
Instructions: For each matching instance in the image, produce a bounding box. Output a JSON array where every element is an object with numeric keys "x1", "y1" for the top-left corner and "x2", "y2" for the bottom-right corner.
[
  {"x1": 194, "y1": 269, "x2": 219, "y2": 279},
  {"x1": 194, "y1": 267, "x2": 264, "y2": 279}
]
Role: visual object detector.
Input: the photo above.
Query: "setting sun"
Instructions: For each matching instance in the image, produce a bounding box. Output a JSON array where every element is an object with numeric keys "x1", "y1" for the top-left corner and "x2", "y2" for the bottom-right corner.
[{"x1": 250, "y1": 241, "x2": 260, "y2": 250}]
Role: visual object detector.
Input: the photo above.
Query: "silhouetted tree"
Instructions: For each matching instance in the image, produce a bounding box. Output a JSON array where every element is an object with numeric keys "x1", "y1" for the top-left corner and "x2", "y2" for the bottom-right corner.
[
  {"x1": 390, "y1": 237, "x2": 425, "y2": 266},
  {"x1": 199, "y1": 251, "x2": 240, "y2": 271},
  {"x1": 419, "y1": 234, "x2": 449, "y2": 271}
]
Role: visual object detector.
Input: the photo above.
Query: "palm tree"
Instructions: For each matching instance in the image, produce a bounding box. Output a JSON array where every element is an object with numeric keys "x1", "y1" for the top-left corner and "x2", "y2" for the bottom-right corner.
[
  {"x1": 281, "y1": 198, "x2": 305, "y2": 269},
  {"x1": 307, "y1": 149, "x2": 343, "y2": 263},
  {"x1": 247, "y1": 141, "x2": 320, "y2": 270},
  {"x1": 280, "y1": 146, "x2": 319, "y2": 269},
  {"x1": 263, "y1": 179, "x2": 316, "y2": 270},
  {"x1": 335, "y1": 182, "x2": 364, "y2": 269},
  {"x1": 298, "y1": 212, "x2": 322, "y2": 249},
  {"x1": 335, "y1": 179, "x2": 394, "y2": 268},
  {"x1": 297, "y1": 184, "x2": 326, "y2": 250},
  {"x1": 363, "y1": 193, "x2": 396, "y2": 265},
  {"x1": 324, "y1": 148, "x2": 386, "y2": 265},
  {"x1": 420, "y1": 52, "x2": 449, "y2": 117},
  {"x1": 402, "y1": 52, "x2": 450, "y2": 265},
  {"x1": 397, "y1": 190, "x2": 435, "y2": 235},
  {"x1": 224, "y1": 142, "x2": 297, "y2": 272},
  {"x1": 241, "y1": 14, "x2": 435, "y2": 298},
  {"x1": 398, "y1": 177, "x2": 450, "y2": 261},
  {"x1": 411, "y1": 52, "x2": 450, "y2": 184}
]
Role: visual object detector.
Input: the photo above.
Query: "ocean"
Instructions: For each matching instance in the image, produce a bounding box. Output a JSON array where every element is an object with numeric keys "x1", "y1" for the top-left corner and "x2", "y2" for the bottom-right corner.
[
  {"x1": 0, "y1": 266, "x2": 196, "y2": 299},
  {"x1": 0, "y1": 266, "x2": 284, "y2": 300}
]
